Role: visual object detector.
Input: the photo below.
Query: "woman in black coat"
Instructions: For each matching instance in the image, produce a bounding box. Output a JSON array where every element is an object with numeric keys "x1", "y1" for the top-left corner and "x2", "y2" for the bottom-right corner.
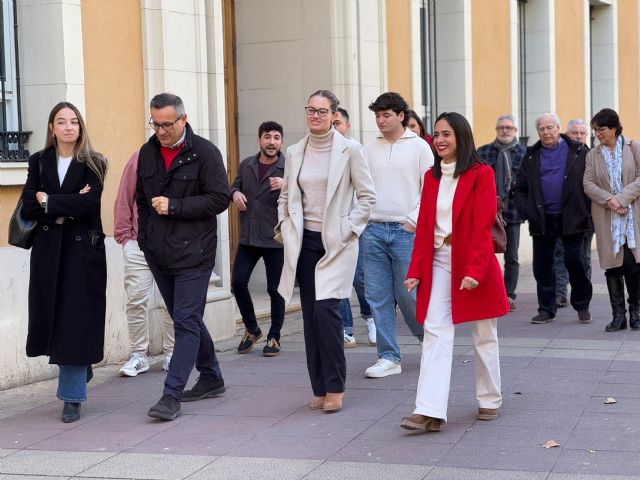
[{"x1": 21, "y1": 102, "x2": 108, "y2": 423}]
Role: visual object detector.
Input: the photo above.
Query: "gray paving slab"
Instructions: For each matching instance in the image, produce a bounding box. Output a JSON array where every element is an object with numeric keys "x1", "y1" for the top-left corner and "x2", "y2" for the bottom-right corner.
[
  {"x1": 80, "y1": 452, "x2": 215, "y2": 479},
  {"x1": 549, "y1": 474, "x2": 640, "y2": 480},
  {"x1": 0, "y1": 426, "x2": 67, "y2": 449},
  {"x1": 186, "y1": 457, "x2": 321, "y2": 480},
  {"x1": 0, "y1": 450, "x2": 16, "y2": 458},
  {"x1": 330, "y1": 439, "x2": 452, "y2": 466},
  {"x1": 125, "y1": 431, "x2": 246, "y2": 456},
  {"x1": 0, "y1": 476, "x2": 69, "y2": 480},
  {"x1": 304, "y1": 461, "x2": 431, "y2": 480},
  {"x1": 437, "y1": 443, "x2": 562, "y2": 471},
  {"x1": 0, "y1": 450, "x2": 115, "y2": 476},
  {"x1": 552, "y1": 449, "x2": 640, "y2": 476},
  {"x1": 425, "y1": 467, "x2": 548, "y2": 480}
]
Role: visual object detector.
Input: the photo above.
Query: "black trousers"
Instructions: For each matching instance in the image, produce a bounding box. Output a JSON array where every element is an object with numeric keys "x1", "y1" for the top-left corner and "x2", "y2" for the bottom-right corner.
[
  {"x1": 504, "y1": 222, "x2": 521, "y2": 299},
  {"x1": 148, "y1": 262, "x2": 222, "y2": 401},
  {"x1": 231, "y1": 244, "x2": 285, "y2": 340},
  {"x1": 604, "y1": 244, "x2": 640, "y2": 304},
  {"x1": 296, "y1": 229, "x2": 346, "y2": 396},
  {"x1": 532, "y1": 214, "x2": 592, "y2": 315}
]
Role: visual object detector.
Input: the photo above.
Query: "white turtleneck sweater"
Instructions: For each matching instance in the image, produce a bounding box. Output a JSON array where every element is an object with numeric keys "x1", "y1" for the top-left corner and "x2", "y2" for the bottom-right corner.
[
  {"x1": 434, "y1": 161, "x2": 459, "y2": 248},
  {"x1": 298, "y1": 128, "x2": 334, "y2": 232}
]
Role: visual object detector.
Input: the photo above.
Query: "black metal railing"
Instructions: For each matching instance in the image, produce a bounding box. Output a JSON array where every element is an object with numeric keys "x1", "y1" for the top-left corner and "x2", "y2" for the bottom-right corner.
[{"x1": 0, "y1": 0, "x2": 29, "y2": 161}]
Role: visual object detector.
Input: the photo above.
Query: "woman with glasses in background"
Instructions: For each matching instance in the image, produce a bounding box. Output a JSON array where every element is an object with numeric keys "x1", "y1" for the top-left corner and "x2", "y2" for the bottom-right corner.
[
  {"x1": 584, "y1": 108, "x2": 640, "y2": 332},
  {"x1": 275, "y1": 89, "x2": 376, "y2": 412},
  {"x1": 21, "y1": 102, "x2": 108, "y2": 423}
]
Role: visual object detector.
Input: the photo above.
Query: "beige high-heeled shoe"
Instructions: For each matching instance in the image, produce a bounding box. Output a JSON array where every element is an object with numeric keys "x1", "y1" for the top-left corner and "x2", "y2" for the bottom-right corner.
[
  {"x1": 323, "y1": 392, "x2": 344, "y2": 412},
  {"x1": 310, "y1": 396, "x2": 325, "y2": 410}
]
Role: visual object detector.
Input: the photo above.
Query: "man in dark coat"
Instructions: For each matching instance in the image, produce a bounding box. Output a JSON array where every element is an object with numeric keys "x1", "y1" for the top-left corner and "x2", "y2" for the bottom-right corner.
[
  {"x1": 512, "y1": 112, "x2": 593, "y2": 325},
  {"x1": 230, "y1": 121, "x2": 286, "y2": 357},
  {"x1": 136, "y1": 93, "x2": 230, "y2": 420},
  {"x1": 477, "y1": 114, "x2": 526, "y2": 311}
]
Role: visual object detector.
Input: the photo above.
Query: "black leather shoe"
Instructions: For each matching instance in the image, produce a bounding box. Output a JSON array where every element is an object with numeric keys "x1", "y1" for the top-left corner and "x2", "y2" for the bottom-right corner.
[
  {"x1": 61, "y1": 402, "x2": 81, "y2": 423},
  {"x1": 531, "y1": 312, "x2": 555, "y2": 324},
  {"x1": 148, "y1": 394, "x2": 181, "y2": 420},
  {"x1": 181, "y1": 376, "x2": 225, "y2": 402}
]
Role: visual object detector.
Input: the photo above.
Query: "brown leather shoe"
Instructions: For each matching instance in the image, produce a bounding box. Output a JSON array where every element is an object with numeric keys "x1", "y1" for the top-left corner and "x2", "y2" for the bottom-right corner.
[
  {"x1": 323, "y1": 392, "x2": 344, "y2": 412},
  {"x1": 400, "y1": 414, "x2": 441, "y2": 432},
  {"x1": 310, "y1": 396, "x2": 325, "y2": 410},
  {"x1": 477, "y1": 407, "x2": 499, "y2": 420}
]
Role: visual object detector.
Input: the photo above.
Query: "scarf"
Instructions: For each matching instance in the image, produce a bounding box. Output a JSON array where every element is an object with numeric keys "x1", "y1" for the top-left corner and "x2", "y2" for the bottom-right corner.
[
  {"x1": 601, "y1": 135, "x2": 636, "y2": 254},
  {"x1": 491, "y1": 137, "x2": 518, "y2": 205}
]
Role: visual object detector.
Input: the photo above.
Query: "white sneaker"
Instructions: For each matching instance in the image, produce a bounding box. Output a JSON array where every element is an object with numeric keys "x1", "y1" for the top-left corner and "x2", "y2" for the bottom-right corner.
[
  {"x1": 162, "y1": 354, "x2": 172, "y2": 371},
  {"x1": 343, "y1": 332, "x2": 357, "y2": 348},
  {"x1": 365, "y1": 358, "x2": 401, "y2": 378},
  {"x1": 365, "y1": 318, "x2": 377, "y2": 345},
  {"x1": 119, "y1": 353, "x2": 149, "y2": 377}
]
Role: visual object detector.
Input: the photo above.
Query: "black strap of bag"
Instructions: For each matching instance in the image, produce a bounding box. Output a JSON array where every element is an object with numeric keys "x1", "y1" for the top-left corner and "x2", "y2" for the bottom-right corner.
[{"x1": 8, "y1": 159, "x2": 42, "y2": 249}]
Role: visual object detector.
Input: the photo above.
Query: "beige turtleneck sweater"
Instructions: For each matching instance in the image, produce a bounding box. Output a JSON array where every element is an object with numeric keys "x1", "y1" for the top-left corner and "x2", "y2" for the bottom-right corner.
[
  {"x1": 298, "y1": 128, "x2": 334, "y2": 232},
  {"x1": 434, "y1": 161, "x2": 459, "y2": 248}
]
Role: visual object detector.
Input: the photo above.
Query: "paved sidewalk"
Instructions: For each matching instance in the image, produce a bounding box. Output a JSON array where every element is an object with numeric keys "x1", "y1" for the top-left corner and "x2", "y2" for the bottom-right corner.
[{"x1": 2, "y1": 263, "x2": 640, "y2": 480}]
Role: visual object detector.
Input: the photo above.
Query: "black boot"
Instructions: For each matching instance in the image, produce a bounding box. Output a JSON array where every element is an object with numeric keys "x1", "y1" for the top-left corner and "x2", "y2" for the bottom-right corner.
[
  {"x1": 630, "y1": 304, "x2": 640, "y2": 330},
  {"x1": 605, "y1": 276, "x2": 627, "y2": 332},
  {"x1": 624, "y1": 270, "x2": 640, "y2": 330},
  {"x1": 61, "y1": 402, "x2": 81, "y2": 423}
]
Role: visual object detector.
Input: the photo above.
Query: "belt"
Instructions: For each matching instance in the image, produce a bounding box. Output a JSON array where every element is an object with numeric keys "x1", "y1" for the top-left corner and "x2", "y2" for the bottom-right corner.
[{"x1": 443, "y1": 234, "x2": 452, "y2": 246}]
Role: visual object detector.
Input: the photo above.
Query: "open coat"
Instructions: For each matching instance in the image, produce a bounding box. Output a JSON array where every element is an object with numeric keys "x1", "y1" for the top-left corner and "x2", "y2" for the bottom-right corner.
[
  {"x1": 21, "y1": 147, "x2": 107, "y2": 365},
  {"x1": 583, "y1": 137, "x2": 640, "y2": 270},
  {"x1": 276, "y1": 131, "x2": 376, "y2": 303},
  {"x1": 407, "y1": 163, "x2": 510, "y2": 325}
]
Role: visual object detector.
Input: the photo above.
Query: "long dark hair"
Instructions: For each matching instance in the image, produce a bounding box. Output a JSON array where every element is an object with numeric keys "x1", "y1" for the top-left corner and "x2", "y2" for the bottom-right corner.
[
  {"x1": 431, "y1": 112, "x2": 483, "y2": 179},
  {"x1": 45, "y1": 101, "x2": 108, "y2": 185},
  {"x1": 406, "y1": 110, "x2": 426, "y2": 137}
]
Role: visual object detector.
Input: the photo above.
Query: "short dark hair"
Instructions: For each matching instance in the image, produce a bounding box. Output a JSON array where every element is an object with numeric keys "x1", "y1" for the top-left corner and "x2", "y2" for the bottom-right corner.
[
  {"x1": 368, "y1": 92, "x2": 409, "y2": 126},
  {"x1": 258, "y1": 121, "x2": 283, "y2": 138},
  {"x1": 591, "y1": 108, "x2": 623, "y2": 136},
  {"x1": 406, "y1": 110, "x2": 426, "y2": 137},
  {"x1": 431, "y1": 112, "x2": 484, "y2": 180},
  {"x1": 336, "y1": 107, "x2": 350, "y2": 123},
  {"x1": 308, "y1": 90, "x2": 340, "y2": 112},
  {"x1": 150, "y1": 93, "x2": 185, "y2": 116}
]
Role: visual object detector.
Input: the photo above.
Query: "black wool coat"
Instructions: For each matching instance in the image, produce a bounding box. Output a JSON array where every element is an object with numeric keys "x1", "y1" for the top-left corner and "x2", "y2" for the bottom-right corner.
[
  {"x1": 21, "y1": 147, "x2": 107, "y2": 365},
  {"x1": 229, "y1": 152, "x2": 284, "y2": 248},
  {"x1": 512, "y1": 134, "x2": 592, "y2": 236}
]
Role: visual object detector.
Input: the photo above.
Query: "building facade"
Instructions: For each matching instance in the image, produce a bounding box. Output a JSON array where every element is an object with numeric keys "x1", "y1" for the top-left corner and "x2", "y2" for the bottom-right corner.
[{"x1": 0, "y1": 0, "x2": 638, "y2": 389}]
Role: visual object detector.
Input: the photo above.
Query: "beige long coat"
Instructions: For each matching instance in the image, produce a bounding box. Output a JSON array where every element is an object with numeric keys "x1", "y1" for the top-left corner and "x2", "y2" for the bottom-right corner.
[
  {"x1": 275, "y1": 131, "x2": 376, "y2": 303},
  {"x1": 583, "y1": 137, "x2": 640, "y2": 270}
]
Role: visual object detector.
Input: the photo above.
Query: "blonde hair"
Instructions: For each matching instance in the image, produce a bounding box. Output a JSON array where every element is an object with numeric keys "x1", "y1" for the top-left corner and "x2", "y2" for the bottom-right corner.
[{"x1": 45, "y1": 102, "x2": 108, "y2": 184}]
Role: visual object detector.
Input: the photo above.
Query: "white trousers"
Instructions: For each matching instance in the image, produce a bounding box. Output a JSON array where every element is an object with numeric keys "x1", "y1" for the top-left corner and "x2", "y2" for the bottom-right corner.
[
  {"x1": 123, "y1": 240, "x2": 174, "y2": 355},
  {"x1": 414, "y1": 245, "x2": 502, "y2": 421}
]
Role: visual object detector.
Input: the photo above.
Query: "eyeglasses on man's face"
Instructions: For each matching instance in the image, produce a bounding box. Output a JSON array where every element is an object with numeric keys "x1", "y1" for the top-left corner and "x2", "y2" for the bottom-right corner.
[
  {"x1": 305, "y1": 107, "x2": 331, "y2": 117},
  {"x1": 496, "y1": 125, "x2": 516, "y2": 131},
  {"x1": 149, "y1": 116, "x2": 183, "y2": 132}
]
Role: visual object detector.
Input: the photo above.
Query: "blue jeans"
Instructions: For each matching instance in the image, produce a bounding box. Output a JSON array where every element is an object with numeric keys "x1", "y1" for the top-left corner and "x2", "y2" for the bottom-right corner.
[
  {"x1": 148, "y1": 263, "x2": 223, "y2": 401},
  {"x1": 353, "y1": 237, "x2": 372, "y2": 318},
  {"x1": 57, "y1": 365, "x2": 87, "y2": 403},
  {"x1": 341, "y1": 298, "x2": 354, "y2": 335},
  {"x1": 362, "y1": 222, "x2": 422, "y2": 364}
]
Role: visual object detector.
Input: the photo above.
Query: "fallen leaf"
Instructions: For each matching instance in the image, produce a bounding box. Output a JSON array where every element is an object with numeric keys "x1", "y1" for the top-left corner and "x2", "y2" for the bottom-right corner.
[
  {"x1": 587, "y1": 448, "x2": 596, "y2": 453},
  {"x1": 543, "y1": 440, "x2": 560, "y2": 449},
  {"x1": 604, "y1": 397, "x2": 617, "y2": 404},
  {"x1": 462, "y1": 360, "x2": 471, "y2": 363}
]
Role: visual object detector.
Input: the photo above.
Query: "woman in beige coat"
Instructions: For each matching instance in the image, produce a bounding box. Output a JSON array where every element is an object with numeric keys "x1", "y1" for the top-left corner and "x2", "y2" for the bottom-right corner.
[
  {"x1": 583, "y1": 108, "x2": 640, "y2": 332},
  {"x1": 276, "y1": 89, "x2": 376, "y2": 412}
]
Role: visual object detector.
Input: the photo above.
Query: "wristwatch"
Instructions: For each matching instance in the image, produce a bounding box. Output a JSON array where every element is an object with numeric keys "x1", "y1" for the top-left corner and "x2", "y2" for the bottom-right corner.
[{"x1": 40, "y1": 194, "x2": 48, "y2": 209}]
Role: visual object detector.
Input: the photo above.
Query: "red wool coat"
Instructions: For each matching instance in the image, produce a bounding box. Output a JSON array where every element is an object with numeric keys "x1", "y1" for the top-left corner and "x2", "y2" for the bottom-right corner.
[{"x1": 407, "y1": 163, "x2": 510, "y2": 325}]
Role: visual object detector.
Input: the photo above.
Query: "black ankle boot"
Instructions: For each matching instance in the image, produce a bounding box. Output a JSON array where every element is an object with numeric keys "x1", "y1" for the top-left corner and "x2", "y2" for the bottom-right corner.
[
  {"x1": 606, "y1": 276, "x2": 627, "y2": 332},
  {"x1": 629, "y1": 304, "x2": 640, "y2": 330},
  {"x1": 61, "y1": 402, "x2": 81, "y2": 423}
]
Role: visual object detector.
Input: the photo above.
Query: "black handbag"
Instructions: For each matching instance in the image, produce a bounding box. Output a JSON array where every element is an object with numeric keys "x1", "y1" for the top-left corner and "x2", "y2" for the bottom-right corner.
[
  {"x1": 8, "y1": 159, "x2": 42, "y2": 249},
  {"x1": 8, "y1": 198, "x2": 37, "y2": 249}
]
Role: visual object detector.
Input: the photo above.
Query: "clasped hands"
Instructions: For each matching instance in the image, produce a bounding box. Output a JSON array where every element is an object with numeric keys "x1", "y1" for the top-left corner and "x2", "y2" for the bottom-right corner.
[
  {"x1": 607, "y1": 196, "x2": 627, "y2": 216},
  {"x1": 151, "y1": 196, "x2": 169, "y2": 215}
]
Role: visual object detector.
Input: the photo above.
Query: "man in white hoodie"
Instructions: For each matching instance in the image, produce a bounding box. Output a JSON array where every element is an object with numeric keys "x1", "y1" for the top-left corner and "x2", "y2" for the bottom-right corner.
[{"x1": 362, "y1": 93, "x2": 434, "y2": 378}]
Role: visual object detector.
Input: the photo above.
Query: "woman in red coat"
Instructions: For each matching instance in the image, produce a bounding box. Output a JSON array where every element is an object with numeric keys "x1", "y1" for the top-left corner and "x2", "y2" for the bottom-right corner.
[{"x1": 400, "y1": 112, "x2": 509, "y2": 432}]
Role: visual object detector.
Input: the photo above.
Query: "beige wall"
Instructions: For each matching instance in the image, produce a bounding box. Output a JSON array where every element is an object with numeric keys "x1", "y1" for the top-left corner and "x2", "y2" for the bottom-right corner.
[
  {"x1": 0, "y1": 186, "x2": 22, "y2": 245},
  {"x1": 471, "y1": 0, "x2": 511, "y2": 145},
  {"x1": 386, "y1": 0, "x2": 412, "y2": 105},
  {"x1": 617, "y1": 0, "x2": 640, "y2": 139},
  {"x1": 554, "y1": 0, "x2": 586, "y2": 127},
  {"x1": 81, "y1": 1, "x2": 146, "y2": 235}
]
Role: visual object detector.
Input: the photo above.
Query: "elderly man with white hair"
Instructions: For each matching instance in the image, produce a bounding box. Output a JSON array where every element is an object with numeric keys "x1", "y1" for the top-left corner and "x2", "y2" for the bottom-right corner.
[{"x1": 512, "y1": 113, "x2": 593, "y2": 325}]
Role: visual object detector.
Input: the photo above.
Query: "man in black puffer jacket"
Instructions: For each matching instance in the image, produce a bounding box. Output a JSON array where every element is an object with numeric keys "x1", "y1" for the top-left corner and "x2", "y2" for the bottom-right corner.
[
  {"x1": 512, "y1": 112, "x2": 592, "y2": 325},
  {"x1": 136, "y1": 92, "x2": 230, "y2": 420}
]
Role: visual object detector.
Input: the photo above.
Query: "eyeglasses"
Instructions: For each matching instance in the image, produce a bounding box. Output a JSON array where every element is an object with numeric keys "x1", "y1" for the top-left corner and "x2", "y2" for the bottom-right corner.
[
  {"x1": 496, "y1": 126, "x2": 516, "y2": 131},
  {"x1": 536, "y1": 125, "x2": 557, "y2": 133},
  {"x1": 149, "y1": 116, "x2": 183, "y2": 132},
  {"x1": 305, "y1": 107, "x2": 331, "y2": 117},
  {"x1": 593, "y1": 127, "x2": 608, "y2": 135}
]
